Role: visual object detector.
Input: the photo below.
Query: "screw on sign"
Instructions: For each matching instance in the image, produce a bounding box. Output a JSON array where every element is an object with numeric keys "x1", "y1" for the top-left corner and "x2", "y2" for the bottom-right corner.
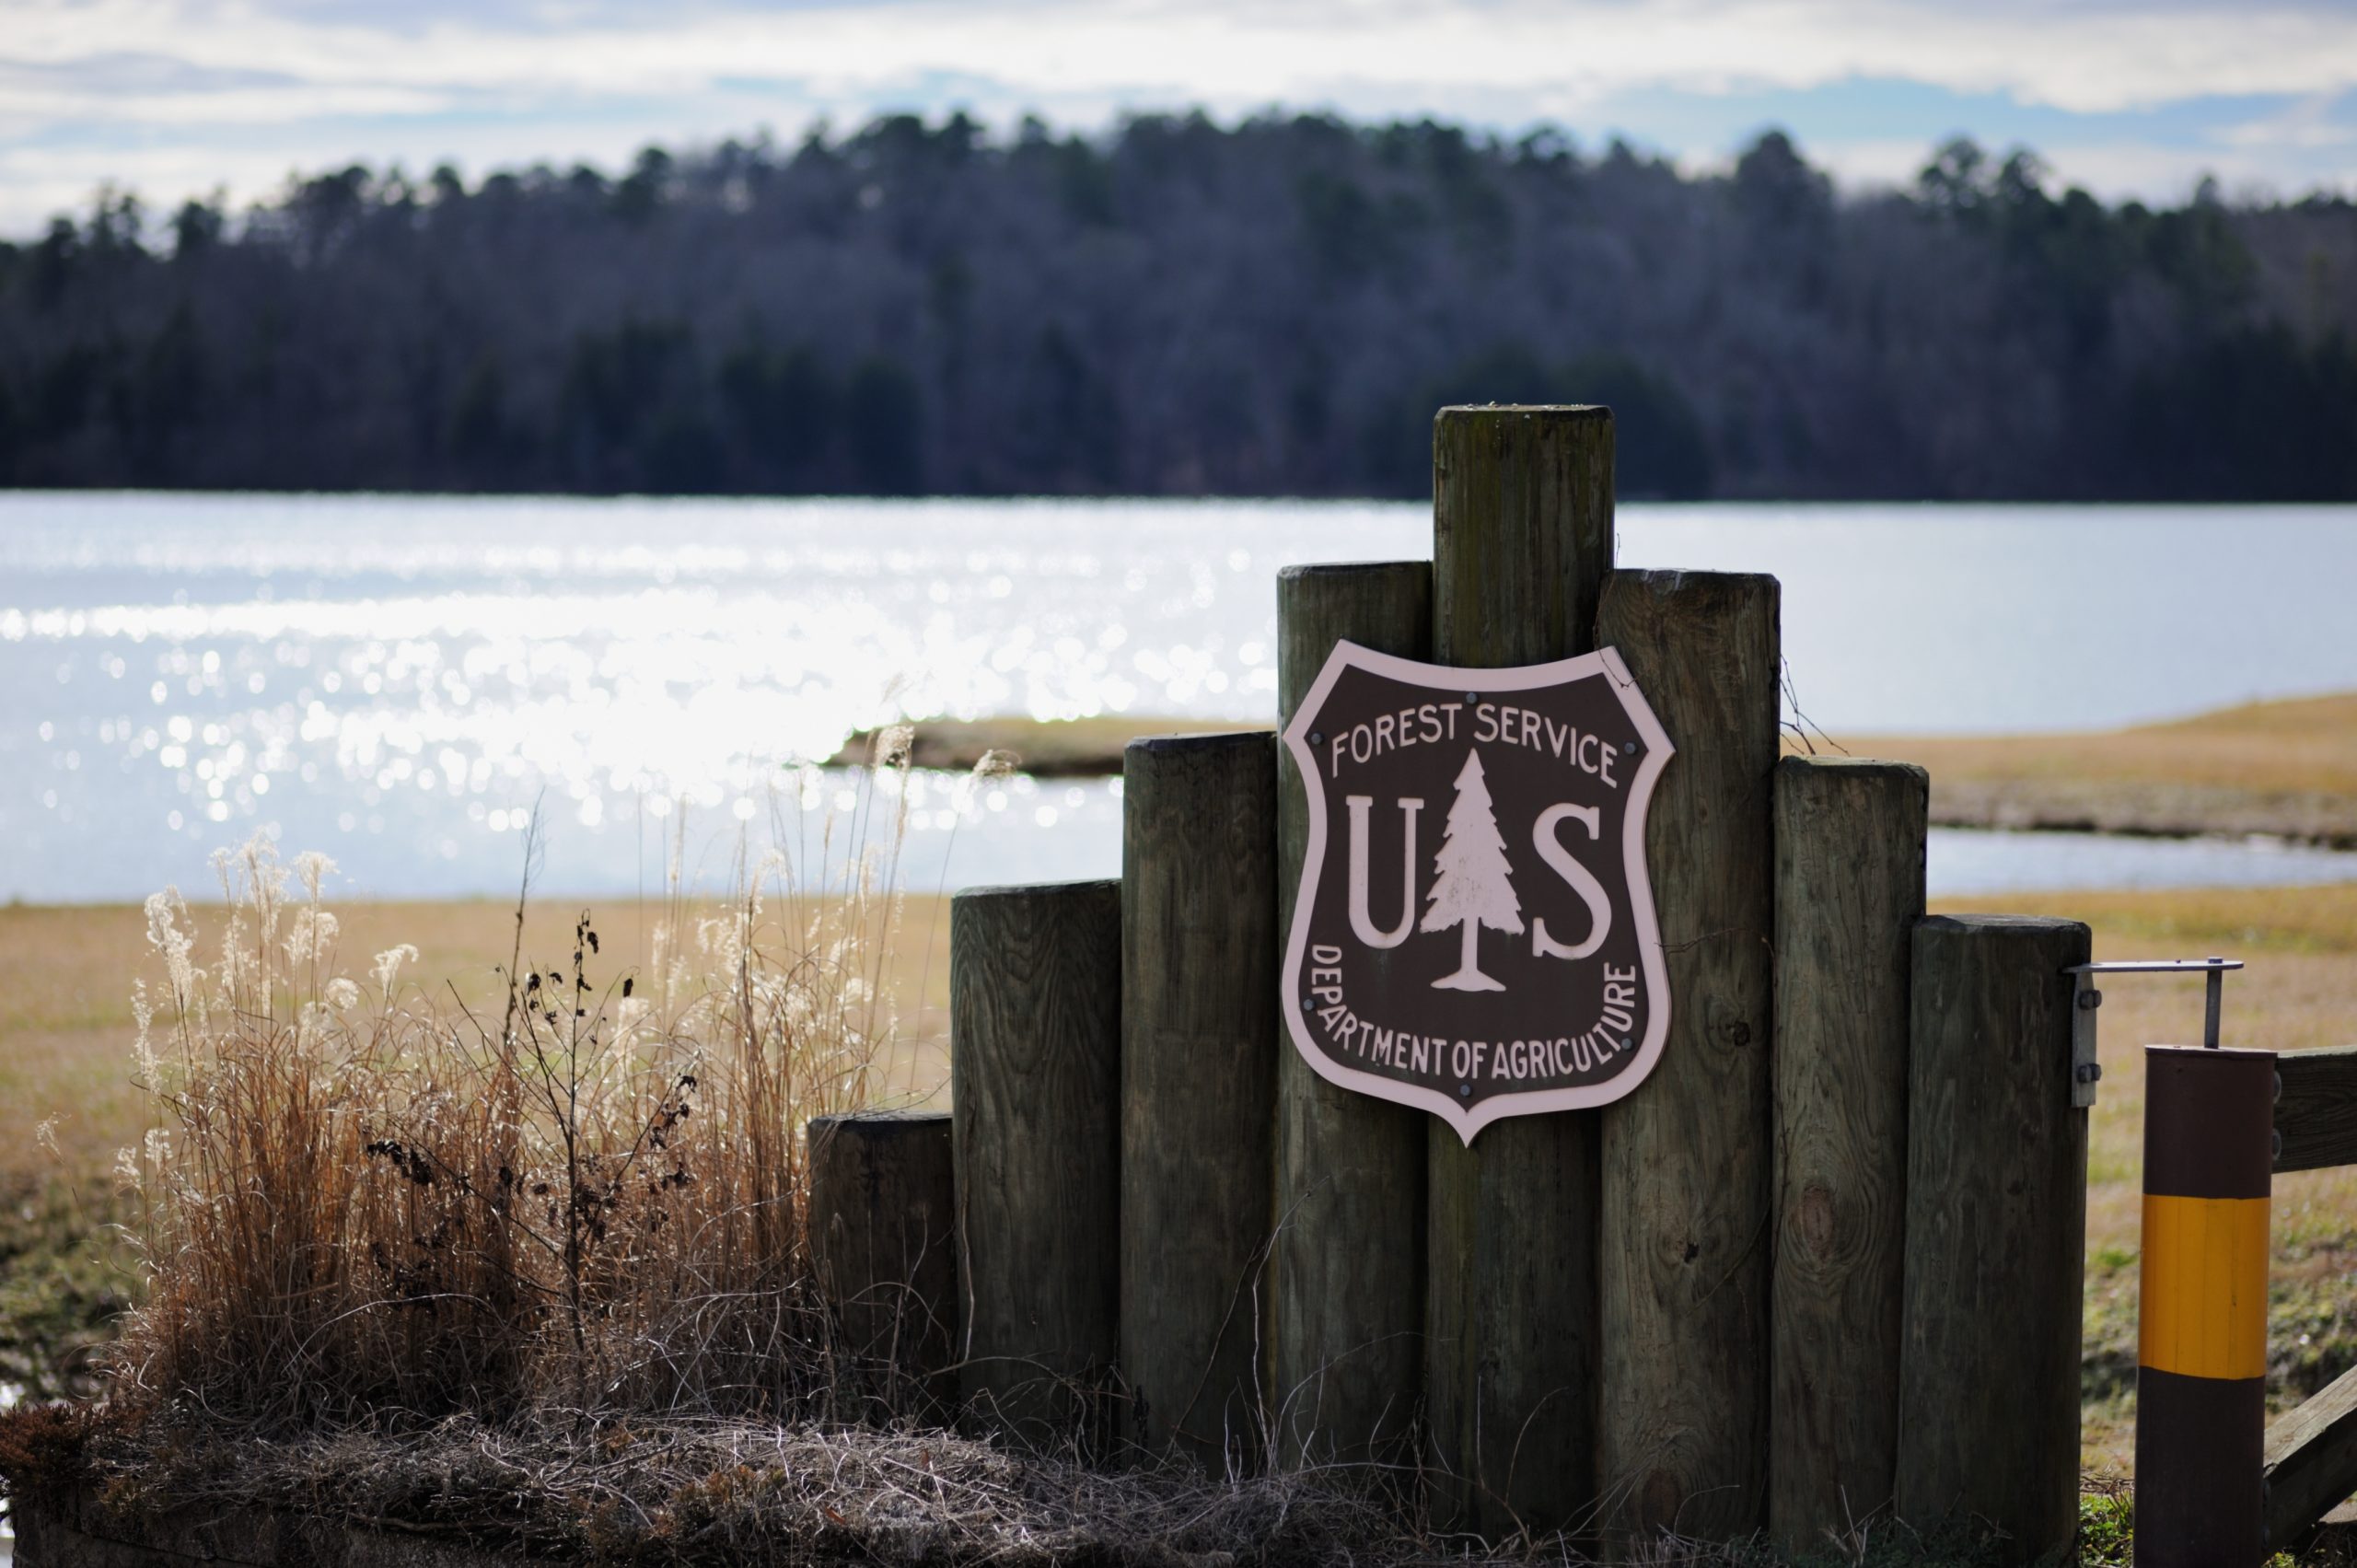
[{"x1": 1280, "y1": 639, "x2": 1676, "y2": 1143}]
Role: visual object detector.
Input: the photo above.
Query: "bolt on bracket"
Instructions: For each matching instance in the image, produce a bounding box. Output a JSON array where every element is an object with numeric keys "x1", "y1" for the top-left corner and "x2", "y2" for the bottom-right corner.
[{"x1": 2060, "y1": 958, "x2": 2245, "y2": 1109}]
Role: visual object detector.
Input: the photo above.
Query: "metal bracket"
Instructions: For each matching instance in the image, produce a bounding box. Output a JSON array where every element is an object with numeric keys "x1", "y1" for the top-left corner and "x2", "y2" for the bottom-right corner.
[
  {"x1": 2070, "y1": 974, "x2": 2104, "y2": 1109},
  {"x1": 2060, "y1": 958, "x2": 2245, "y2": 1109}
]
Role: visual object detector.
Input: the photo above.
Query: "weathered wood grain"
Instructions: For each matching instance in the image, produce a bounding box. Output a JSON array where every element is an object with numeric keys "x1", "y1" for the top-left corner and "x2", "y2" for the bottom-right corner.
[
  {"x1": 951, "y1": 879, "x2": 1123, "y2": 1445},
  {"x1": 1894, "y1": 914, "x2": 2090, "y2": 1561},
  {"x1": 2275, "y1": 1044, "x2": 2357, "y2": 1173},
  {"x1": 1433, "y1": 403, "x2": 1614, "y2": 665},
  {"x1": 1426, "y1": 404, "x2": 1613, "y2": 1539},
  {"x1": 1768, "y1": 758, "x2": 1926, "y2": 1545},
  {"x1": 1120, "y1": 729, "x2": 1281, "y2": 1469},
  {"x1": 1273, "y1": 561, "x2": 1433, "y2": 1471},
  {"x1": 807, "y1": 1109, "x2": 959, "y2": 1419},
  {"x1": 1592, "y1": 568, "x2": 1781, "y2": 1542},
  {"x1": 2266, "y1": 1362, "x2": 2357, "y2": 1553}
]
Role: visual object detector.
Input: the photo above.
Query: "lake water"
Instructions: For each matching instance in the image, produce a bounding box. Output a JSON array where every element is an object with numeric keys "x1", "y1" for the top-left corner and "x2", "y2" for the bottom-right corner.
[{"x1": 5, "y1": 493, "x2": 2356, "y2": 905}]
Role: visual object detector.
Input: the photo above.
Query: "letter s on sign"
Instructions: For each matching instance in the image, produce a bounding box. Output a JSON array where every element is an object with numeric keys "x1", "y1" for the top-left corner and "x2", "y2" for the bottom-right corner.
[{"x1": 1531, "y1": 802, "x2": 1612, "y2": 961}]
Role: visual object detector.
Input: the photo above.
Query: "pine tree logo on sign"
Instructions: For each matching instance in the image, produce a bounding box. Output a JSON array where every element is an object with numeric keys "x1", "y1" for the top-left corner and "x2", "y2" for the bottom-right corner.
[{"x1": 1282, "y1": 641, "x2": 1676, "y2": 1142}]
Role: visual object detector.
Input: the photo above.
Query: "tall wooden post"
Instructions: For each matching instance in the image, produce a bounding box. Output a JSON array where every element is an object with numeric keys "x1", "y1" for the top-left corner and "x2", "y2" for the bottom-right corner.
[
  {"x1": 1593, "y1": 569, "x2": 1781, "y2": 1541},
  {"x1": 1121, "y1": 730, "x2": 1281, "y2": 1469},
  {"x1": 1424, "y1": 405, "x2": 1613, "y2": 1537},
  {"x1": 1769, "y1": 758, "x2": 1926, "y2": 1544},
  {"x1": 952, "y1": 879, "x2": 1123, "y2": 1444},
  {"x1": 1272, "y1": 562, "x2": 1433, "y2": 1471},
  {"x1": 1895, "y1": 914, "x2": 2090, "y2": 1559},
  {"x1": 807, "y1": 1109, "x2": 959, "y2": 1420}
]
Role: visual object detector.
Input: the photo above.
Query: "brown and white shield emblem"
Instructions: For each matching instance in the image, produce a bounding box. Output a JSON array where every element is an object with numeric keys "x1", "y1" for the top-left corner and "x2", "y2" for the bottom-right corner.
[{"x1": 1282, "y1": 641, "x2": 1676, "y2": 1143}]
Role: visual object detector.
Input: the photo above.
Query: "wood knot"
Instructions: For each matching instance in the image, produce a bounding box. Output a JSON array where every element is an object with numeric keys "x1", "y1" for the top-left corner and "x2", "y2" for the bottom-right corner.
[
  {"x1": 1724, "y1": 1020, "x2": 1752, "y2": 1047},
  {"x1": 1799, "y1": 1183, "x2": 1836, "y2": 1260},
  {"x1": 1681, "y1": 1239, "x2": 1700, "y2": 1264},
  {"x1": 1639, "y1": 1468, "x2": 1684, "y2": 1528}
]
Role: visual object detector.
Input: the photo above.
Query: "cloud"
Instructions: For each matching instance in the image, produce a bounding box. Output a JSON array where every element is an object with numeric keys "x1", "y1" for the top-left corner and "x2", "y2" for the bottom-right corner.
[
  {"x1": 15, "y1": 0, "x2": 2346, "y2": 115},
  {"x1": 2216, "y1": 90, "x2": 2357, "y2": 151},
  {"x1": 5, "y1": 0, "x2": 2355, "y2": 231}
]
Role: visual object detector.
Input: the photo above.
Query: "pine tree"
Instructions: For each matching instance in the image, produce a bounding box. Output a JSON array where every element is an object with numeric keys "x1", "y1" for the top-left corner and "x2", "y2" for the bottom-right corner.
[{"x1": 1422, "y1": 748, "x2": 1522, "y2": 992}]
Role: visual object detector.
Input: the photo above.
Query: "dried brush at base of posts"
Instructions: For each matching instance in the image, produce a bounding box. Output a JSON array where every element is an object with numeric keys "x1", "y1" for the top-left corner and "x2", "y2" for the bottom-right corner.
[
  {"x1": 4, "y1": 1400, "x2": 2047, "y2": 1568},
  {"x1": 107, "y1": 737, "x2": 936, "y2": 1430}
]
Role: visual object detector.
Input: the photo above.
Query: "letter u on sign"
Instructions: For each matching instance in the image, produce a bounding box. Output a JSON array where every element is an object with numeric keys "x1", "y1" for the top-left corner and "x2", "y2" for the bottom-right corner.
[{"x1": 1345, "y1": 794, "x2": 1422, "y2": 948}]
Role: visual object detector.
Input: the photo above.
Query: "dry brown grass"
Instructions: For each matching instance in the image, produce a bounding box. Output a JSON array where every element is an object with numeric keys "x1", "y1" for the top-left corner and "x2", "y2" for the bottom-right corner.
[
  {"x1": 43, "y1": 1410, "x2": 1423, "y2": 1568},
  {"x1": 1816, "y1": 691, "x2": 2357, "y2": 845},
  {"x1": 58, "y1": 738, "x2": 970, "y2": 1430},
  {"x1": 0, "y1": 897, "x2": 953, "y2": 1200},
  {"x1": 21, "y1": 1402, "x2": 2034, "y2": 1567},
  {"x1": 1834, "y1": 691, "x2": 2357, "y2": 796}
]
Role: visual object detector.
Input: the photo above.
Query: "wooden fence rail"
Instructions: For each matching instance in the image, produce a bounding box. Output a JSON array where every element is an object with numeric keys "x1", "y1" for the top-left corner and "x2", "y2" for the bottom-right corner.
[
  {"x1": 2273, "y1": 1043, "x2": 2357, "y2": 1173},
  {"x1": 2264, "y1": 1047, "x2": 2357, "y2": 1552}
]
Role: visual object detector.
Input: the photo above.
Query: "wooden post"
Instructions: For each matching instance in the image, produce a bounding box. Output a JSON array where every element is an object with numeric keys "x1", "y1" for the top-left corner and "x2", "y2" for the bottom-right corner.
[
  {"x1": 1433, "y1": 404, "x2": 1614, "y2": 660},
  {"x1": 1272, "y1": 561, "x2": 1432, "y2": 1471},
  {"x1": 1768, "y1": 758, "x2": 1926, "y2": 1545},
  {"x1": 807, "y1": 1109, "x2": 958, "y2": 1419},
  {"x1": 952, "y1": 879, "x2": 1123, "y2": 1444},
  {"x1": 1425, "y1": 405, "x2": 1613, "y2": 1537},
  {"x1": 1592, "y1": 568, "x2": 1780, "y2": 1541},
  {"x1": 1121, "y1": 730, "x2": 1280, "y2": 1469},
  {"x1": 1895, "y1": 914, "x2": 2090, "y2": 1559}
]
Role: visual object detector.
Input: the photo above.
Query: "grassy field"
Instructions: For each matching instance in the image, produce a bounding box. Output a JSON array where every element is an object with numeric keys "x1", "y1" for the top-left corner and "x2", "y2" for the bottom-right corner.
[
  {"x1": 3, "y1": 882, "x2": 2352, "y2": 1479},
  {"x1": 1822, "y1": 691, "x2": 2357, "y2": 846}
]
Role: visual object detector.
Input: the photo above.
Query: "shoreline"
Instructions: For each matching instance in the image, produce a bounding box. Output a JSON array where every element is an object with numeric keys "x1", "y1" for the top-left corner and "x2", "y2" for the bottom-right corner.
[
  {"x1": 1910, "y1": 780, "x2": 2357, "y2": 850},
  {"x1": 836, "y1": 691, "x2": 2357, "y2": 848}
]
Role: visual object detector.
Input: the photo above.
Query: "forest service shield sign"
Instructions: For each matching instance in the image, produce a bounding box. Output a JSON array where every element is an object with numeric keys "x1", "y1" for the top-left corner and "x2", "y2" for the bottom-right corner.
[{"x1": 1281, "y1": 642, "x2": 1676, "y2": 1143}]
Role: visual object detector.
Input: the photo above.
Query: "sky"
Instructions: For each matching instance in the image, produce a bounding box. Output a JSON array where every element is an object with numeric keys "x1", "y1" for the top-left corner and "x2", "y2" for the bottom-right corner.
[{"x1": 4, "y1": 0, "x2": 2354, "y2": 237}]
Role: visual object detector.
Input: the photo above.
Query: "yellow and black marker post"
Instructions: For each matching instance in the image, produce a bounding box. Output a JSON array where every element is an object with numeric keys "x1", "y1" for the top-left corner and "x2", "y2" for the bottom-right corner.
[{"x1": 2136, "y1": 1041, "x2": 2274, "y2": 1568}]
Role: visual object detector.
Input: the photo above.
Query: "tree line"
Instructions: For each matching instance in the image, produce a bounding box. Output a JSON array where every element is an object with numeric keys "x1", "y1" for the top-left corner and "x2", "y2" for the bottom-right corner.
[{"x1": 2, "y1": 112, "x2": 2352, "y2": 500}]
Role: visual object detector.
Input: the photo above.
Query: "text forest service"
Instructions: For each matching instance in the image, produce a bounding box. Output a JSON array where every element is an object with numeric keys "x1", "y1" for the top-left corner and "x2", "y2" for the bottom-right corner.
[{"x1": 1280, "y1": 639, "x2": 1676, "y2": 1143}]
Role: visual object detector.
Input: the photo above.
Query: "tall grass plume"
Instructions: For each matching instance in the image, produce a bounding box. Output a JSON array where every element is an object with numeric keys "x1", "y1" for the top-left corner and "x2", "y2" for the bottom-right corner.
[{"x1": 109, "y1": 747, "x2": 932, "y2": 1430}]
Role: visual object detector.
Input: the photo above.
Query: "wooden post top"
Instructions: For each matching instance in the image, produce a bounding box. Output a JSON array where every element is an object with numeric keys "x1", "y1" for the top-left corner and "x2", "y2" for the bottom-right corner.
[
  {"x1": 953, "y1": 877, "x2": 1120, "y2": 903},
  {"x1": 807, "y1": 1109, "x2": 951, "y2": 1132},
  {"x1": 1776, "y1": 754, "x2": 1930, "y2": 782},
  {"x1": 1122, "y1": 729, "x2": 1273, "y2": 757},
  {"x1": 1434, "y1": 402, "x2": 1612, "y2": 422}
]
